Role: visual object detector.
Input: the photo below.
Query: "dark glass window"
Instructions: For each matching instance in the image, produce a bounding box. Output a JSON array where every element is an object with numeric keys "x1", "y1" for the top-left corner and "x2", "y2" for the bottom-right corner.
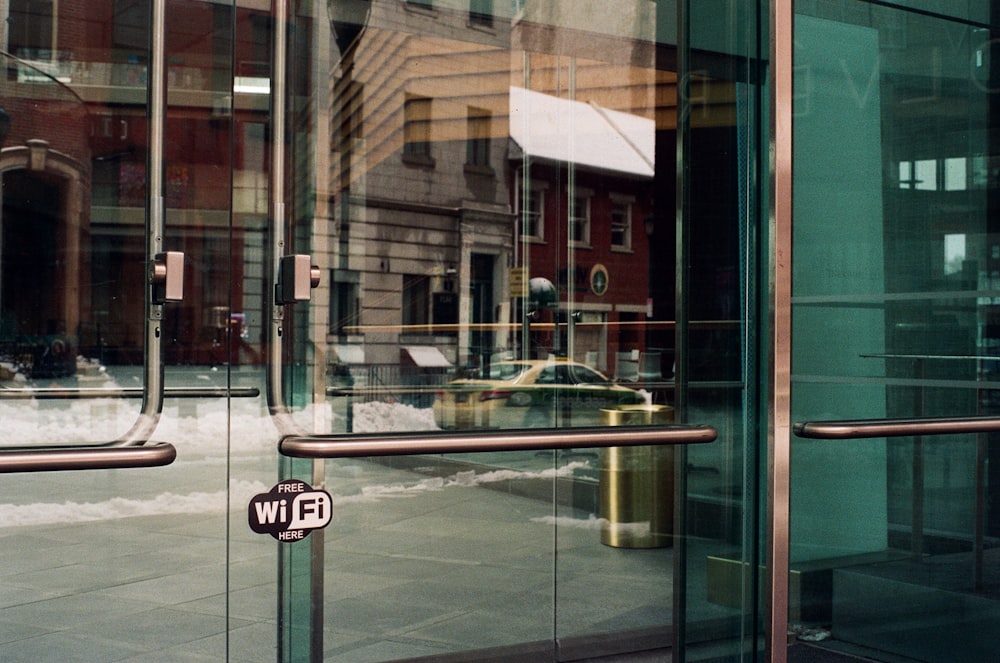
[
  {"x1": 330, "y1": 270, "x2": 360, "y2": 335},
  {"x1": 466, "y1": 107, "x2": 491, "y2": 167},
  {"x1": 469, "y1": 0, "x2": 493, "y2": 27},
  {"x1": 403, "y1": 95, "x2": 432, "y2": 159},
  {"x1": 402, "y1": 274, "x2": 430, "y2": 327}
]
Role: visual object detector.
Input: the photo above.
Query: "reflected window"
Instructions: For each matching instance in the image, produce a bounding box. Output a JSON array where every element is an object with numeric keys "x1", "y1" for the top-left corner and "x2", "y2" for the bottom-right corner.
[
  {"x1": 406, "y1": 0, "x2": 433, "y2": 8},
  {"x1": 914, "y1": 159, "x2": 936, "y2": 190},
  {"x1": 522, "y1": 182, "x2": 545, "y2": 240},
  {"x1": 610, "y1": 195, "x2": 633, "y2": 249},
  {"x1": 8, "y1": 0, "x2": 54, "y2": 61},
  {"x1": 570, "y1": 190, "x2": 591, "y2": 245},
  {"x1": 466, "y1": 107, "x2": 491, "y2": 169},
  {"x1": 944, "y1": 157, "x2": 967, "y2": 191},
  {"x1": 330, "y1": 270, "x2": 360, "y2": 335},
  {"x1": 402, "y1": 274, "x2": 430, "y2": 328},
  {"x1": 943, "y1": 234, "x2": 966, "y2": 276},
  {"x1": 469, "y1": 0, "x2": 493, "y2": 27},
  {"x1": 403, "y1": 95, "x2": 432, "y2": 162}
]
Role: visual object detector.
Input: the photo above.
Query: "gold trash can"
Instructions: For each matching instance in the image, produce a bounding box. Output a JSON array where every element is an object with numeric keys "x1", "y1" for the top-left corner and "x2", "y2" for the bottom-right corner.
[{"x1": 599, "y1": 404, "x2": 674, "y2": 548}]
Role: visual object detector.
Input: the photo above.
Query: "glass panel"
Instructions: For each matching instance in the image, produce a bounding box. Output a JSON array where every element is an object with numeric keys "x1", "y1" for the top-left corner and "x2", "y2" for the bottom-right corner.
[
  {"x1": 681, "y1": 1, "x2": 763, "y2": 660},
  {"x1": 792, "y1": 2, "x2": 1000, "y2": 660},
  {"x1": 0, "y1": 0, "x2": 252, "y2": 659},
  {"x1": 278, "y1": 0, "x2": 761, "y2": 661}
]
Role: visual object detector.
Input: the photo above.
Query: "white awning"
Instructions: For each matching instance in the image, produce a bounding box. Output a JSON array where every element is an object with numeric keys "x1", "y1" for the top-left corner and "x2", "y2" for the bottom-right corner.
[
  {"x1": 402, "y1": 346, "x2": 452, "y2": 368},
  {"x1": 509, "y1": 86, "x2": 654, "y2": 178}
]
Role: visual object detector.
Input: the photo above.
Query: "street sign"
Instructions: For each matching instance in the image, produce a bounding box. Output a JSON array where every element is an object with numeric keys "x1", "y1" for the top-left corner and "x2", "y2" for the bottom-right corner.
[{"x1": 510, "y1": 267, "x2": 527, "y2": 298}]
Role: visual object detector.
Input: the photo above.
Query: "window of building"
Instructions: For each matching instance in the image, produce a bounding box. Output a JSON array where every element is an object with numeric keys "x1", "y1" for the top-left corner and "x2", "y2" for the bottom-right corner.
[
  {"x1": 610, "y1": 196, "x2": 633, "y2": 249},
  {"x1": 521, "y1": 183, "x2": 545, "y2": 240},
  {"x1": 569, "y1": 190, "x2": 591, "y2": 245},
  {"x1": 8, "y1": 0, "x2": 54, "y2": 61},
  {"x1": 402, "y1": 274, "x2": 430, "y2": 328},
  {"x1": 469, "y1": 0, "x2": 493, "y2": 27},
  {"x1": 466, "y1": 107, "x2": 491, "y2": 168},
  {"x1": 403, "y1": 95, "x2": 433, "y2": 162},
  {"x1": 330, "y1": 270, "x2": 360, "y2": 335}
]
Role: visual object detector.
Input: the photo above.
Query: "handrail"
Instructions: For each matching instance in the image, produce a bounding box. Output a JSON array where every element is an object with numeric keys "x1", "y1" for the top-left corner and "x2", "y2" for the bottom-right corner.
[
  {"x1": 0, "y1": 387, "x2": 260, "y2": 400},
  {"x1": 0, "y1": 442, "x2": 176, "y2": 473},
  {"x1": 793, "y1": 415, "x2": 1000, "y2": 439},
  {"x1": 280, "y1": 425, "x2": 717, "y2": 459},
  {"x1": 325, "y1": 381, "x2": 743, "y2": 397}
]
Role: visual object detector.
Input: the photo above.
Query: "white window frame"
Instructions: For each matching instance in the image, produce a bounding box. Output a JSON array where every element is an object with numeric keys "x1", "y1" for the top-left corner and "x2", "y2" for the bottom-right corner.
[
  {"x1": 520, "y1": 180, "x2": 546, "y2": 241},
  {"x1": 569, "y1": 188, "x2": 592, "y2": 246},
  {"x1": 610, "y1": 194, "x2": 634, "y2": 250}
]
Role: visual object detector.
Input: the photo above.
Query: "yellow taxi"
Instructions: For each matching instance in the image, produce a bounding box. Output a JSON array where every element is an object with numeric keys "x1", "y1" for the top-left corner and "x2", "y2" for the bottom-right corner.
[{"x1": 432, "y1": 358, "x2": 645, "y2": 429}]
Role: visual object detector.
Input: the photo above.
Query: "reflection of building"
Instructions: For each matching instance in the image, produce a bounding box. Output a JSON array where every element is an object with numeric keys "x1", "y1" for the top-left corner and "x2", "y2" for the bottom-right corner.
[
  {"x1": 325, "y1": 0, "x2": 663, "y2": 378},
  {"x1": 508, "y1": 86, "x2": 655, "y2": 372},
  {"x1": 0, "y1": 58, "x2": 91, "y2": 377},
  {"x1": 325, "y1": 1, "x2": 516, "y2": 376},
  {"x1": 0, "y1": 1, "x2": 270, "y2": 368}
]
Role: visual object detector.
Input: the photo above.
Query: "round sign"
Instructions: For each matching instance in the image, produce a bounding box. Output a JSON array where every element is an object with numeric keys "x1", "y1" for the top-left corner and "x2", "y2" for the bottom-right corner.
[{"x1": 590, "y1": 264, "x2": 609, "y2": 296}]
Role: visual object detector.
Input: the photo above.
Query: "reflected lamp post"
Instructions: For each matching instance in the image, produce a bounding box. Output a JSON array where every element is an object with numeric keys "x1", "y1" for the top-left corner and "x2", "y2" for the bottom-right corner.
[
  {"x1": 0, "y1": 109, "x2": 10, "y2": 148},
  {"x1": 644, "y1": 214, "x2": 655, "y2": 354},
  {"x1": 528, "y1": 277, "x2": 556, "y2": 359}
]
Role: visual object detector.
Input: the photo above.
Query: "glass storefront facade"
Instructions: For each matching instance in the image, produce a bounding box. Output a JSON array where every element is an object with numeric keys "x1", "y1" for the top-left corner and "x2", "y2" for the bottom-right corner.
[{"x1": 0, "y1": 1, "x2": 996, "y2": 662}]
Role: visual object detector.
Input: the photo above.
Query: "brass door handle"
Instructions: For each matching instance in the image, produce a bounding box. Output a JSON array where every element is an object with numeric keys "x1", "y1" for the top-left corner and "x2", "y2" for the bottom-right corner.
[
  {"x1": 793, "y1": 416, "x2": 1000, "y2": 439},
  {"x1": 0, "y1": 442, "x2": 176, "y2": 473},
  {"x1": 280, "y1": 425, "x2": 717, "y2": 459}
]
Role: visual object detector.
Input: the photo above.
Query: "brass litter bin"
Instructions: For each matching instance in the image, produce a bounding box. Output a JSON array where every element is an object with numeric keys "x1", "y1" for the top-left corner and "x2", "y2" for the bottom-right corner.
[{"x1": 599, "y1": 404, "x2": 674, "y2": 548}]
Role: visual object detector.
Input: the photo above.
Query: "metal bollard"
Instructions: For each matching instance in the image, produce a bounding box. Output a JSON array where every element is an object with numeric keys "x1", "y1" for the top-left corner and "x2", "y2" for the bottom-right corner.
[{"x1": 598, "y1": 404, "x2": 674, "y2": 548}]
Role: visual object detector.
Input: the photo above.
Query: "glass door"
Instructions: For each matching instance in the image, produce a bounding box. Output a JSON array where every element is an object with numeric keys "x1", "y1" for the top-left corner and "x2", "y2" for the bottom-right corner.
[
  {"x1": 271, "y1": 0, "x2": 765, "y2": 662},
  {"x1": 0, "y1": 0, "x2": 273, "y2": 660},
  {"x1": 0, "y1": 0, "x2": 769, "y2": 660},
  {"x1": 790, "y1": 2, "x2": 1000, "y2": 661}
]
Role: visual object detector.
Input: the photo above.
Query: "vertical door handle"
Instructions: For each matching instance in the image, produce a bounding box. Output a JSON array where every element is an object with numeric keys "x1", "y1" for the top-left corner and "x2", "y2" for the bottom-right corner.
[
  {"x1": 277, "y1": 254, "x2": 321, "y2": 303},
  {"x1": 151, "y1": 251, "x2": 185, "y2": 303}
]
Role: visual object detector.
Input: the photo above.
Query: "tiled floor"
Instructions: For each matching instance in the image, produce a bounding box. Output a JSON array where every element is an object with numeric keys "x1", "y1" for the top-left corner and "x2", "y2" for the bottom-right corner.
[
  {"x1": 0, "y1": 366, "x2": 738, "y2": 662},
  {"x1": 0, "y1": 453, "x2": 713, "y2": 662}
]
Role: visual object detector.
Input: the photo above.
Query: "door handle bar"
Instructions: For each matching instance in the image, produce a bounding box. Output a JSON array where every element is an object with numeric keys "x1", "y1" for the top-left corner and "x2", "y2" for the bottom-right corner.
[
  {"x1": 793, "y1": 415, "x2": 1000, "y2": 439},
  {"x1": 0, "y1": 387, "x2": 260, "y2": 400},
  {"x1": 116, "y1": 0, "x2": 173, "y2": 447},
  {"x1": 0, "y1": 442, "x2": 176, "y2": 473},
  {"x1": 280, "y1": 425, "x2": 718, "y2": 459},
  {"x1": 263, "y1": 0, "x2": 304, "y2": 439}
]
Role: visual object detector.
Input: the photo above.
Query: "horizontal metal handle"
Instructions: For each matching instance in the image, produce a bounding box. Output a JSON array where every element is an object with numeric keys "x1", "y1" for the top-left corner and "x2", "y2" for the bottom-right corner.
[
  {"x1": 793, "y1": 416, "x2": 1000, "y2": 439},
  {"x1": 280, "y1": 425, "x2": 718, "y2": 459},
  {"x1": 0, "y1": 387, "x2": 260, "y2": 400},
  {"x1": 325, "y1": 381, "x2": 744, "y2": 397},
  {"x1": 0, "y1": 442, "x2": 176, "y2": 473}
]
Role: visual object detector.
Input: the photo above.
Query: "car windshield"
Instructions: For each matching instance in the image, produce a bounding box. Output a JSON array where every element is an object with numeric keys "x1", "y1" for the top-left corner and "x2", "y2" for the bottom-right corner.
[
  {"x1": 535, "y1": 363, "x2": 612, "y2": 385},
  {"x1": 489, "y1": 362, "x2": 530, "y2": 381},
  {"x1": 569, "y1": 365, "x2": 612, "y2": 385}
]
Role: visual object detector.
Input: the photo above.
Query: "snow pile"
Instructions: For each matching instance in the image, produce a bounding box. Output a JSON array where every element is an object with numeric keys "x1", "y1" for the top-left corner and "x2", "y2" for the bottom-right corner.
[
  {"x1": 0, "y1": 478, "x2": 269, "y2": 527},
  {"x1": 351, "y1": 400, "x2": 439, "y2": 432}
]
